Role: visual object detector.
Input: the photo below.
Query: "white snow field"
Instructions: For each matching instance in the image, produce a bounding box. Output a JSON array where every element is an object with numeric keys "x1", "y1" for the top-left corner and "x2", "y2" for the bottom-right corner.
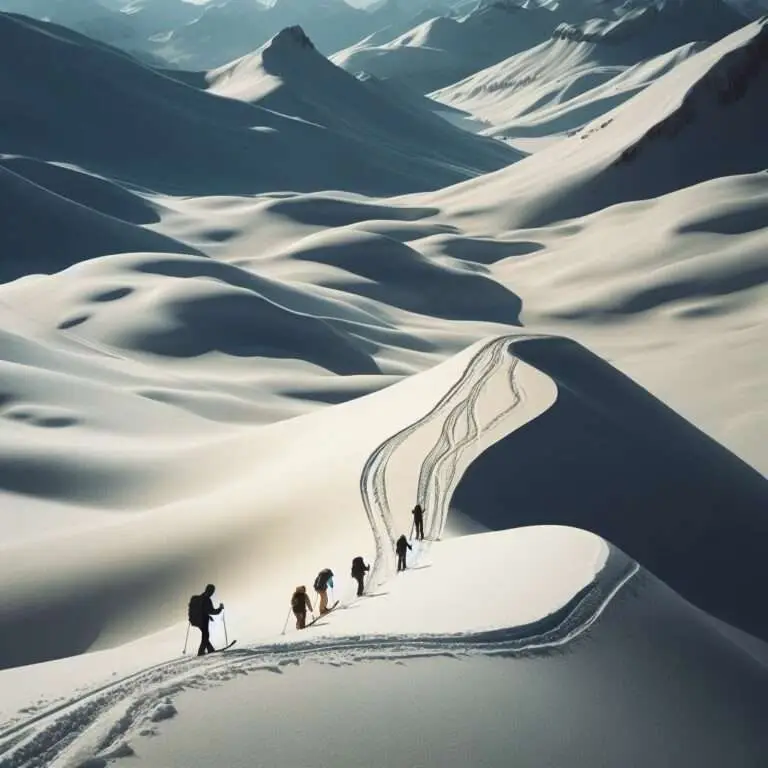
[{"x1": 0, "y1": 3, "x2": 767, "y2": 768}]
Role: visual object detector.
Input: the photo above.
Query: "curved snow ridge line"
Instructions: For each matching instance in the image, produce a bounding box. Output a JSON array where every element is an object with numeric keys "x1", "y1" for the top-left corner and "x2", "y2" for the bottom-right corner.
[
  {"x1": 422, "y1": 350, "x2": 525, "y2": 541},
  {"x1": 0, "y1": 551, "x2": 638, "y2": 768},
  {"x1": 418, "y1": 340, "x2": 508, "y2": 539},
  {"x1": 361, "y1": 334, "x2": 542, "y2": 586}
]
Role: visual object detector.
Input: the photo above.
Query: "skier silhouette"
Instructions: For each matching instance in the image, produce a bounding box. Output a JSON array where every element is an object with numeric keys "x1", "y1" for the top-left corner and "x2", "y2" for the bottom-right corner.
[
  {"x1": 188, "y1": 584, "x2": 224, "y2": 656},
  {"x1": 291, "y1": 585, "x2": 313, "y2": 630},
  {"x1": 351, "y1": 556, "x2": 370, "y2": 596},
  {"x1": 396, "y1": 535, "x2": 412, "y2": 572},
  {"x1": 314, "y1": 568, "x2": 334, "y2": 614},
  {"x1": 412, "y1": 504, "x2": 425, "y2": 540}
]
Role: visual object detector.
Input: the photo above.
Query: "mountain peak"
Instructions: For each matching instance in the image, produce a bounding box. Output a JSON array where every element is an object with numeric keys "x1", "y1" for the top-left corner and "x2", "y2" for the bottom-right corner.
[{"x1": 268, "y1": 25, "x2": 316, "y2": 53}]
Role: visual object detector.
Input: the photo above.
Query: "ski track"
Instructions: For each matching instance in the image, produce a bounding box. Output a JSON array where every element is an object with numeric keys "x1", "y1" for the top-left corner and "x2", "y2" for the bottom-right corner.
[
  {"x1": 0, "y1": 552, "x2": 639, "y2": 768},
  {"x1": 0, "y1": 334, "x2": 641, "y2": 768}
]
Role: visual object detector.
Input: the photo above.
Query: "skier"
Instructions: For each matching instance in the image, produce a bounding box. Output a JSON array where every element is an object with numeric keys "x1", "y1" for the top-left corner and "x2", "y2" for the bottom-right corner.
[
  {"x1": 188, "y1": 584, "x2": 224, "y2": 656},
  {"x1": 395, "y1": 535, "x2": 412, "y2": 572},
  {"x1": 290, "y1": 585, "x2": 313, "y2": 630},
  {"x1": 350, "y1": 556, "x2": 370, "y2": 597},
  {"x1": 412, "y1": 503, "x2": 425, "y2": 541},
  {"x1": 314, "y1": 568, "x2": 334, "y2": 614}
]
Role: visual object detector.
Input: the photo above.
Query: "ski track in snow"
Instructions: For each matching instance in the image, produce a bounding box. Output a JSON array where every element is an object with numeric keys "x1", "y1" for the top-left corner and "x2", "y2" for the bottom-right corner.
[
  {"x1": 0, "y1": 334, "x2": 640, "y2": 768},
  {"x1": 361, "y1": 334, "x2": 533, "y2": 588}
]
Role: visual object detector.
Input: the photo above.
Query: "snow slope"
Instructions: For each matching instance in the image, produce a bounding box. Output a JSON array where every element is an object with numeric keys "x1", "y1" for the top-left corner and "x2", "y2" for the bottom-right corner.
[
  {"x1": 12, "y1": 558, "x2": 764, "y2": 768},
  {"x1": 431, "y1": 0, "x2": 744, "y2": 143},
  {"x1": 0, "y1": 14, "x2": 516, "y2": 197},
  {"x1": 0, "y1": 4, "x2": 766, "y2": 767},
  {"x1": 422, "y1": 19, "x2": 768, "y2": 228},
  {"x1": 454, "y1": 336, "x2": 768, "y2": 640},
  {"x1": 332, "y1": 1, "x2": 565, "y2": 94},
  {"x1": 1, "y1": 402, "x2": 767, "y2": 767},
  {"x1": 0, "y1": 333, "x2": 555, "y2": 670},
  {"x1": 144, "y1": 0, "x2": 460, "y2": 68},
  {"x1": 1, "y1": 331, "x2": 767, "y2": 765},
  {"x1": 203, "y1": 26, "x2": 519, "y2": 174}
]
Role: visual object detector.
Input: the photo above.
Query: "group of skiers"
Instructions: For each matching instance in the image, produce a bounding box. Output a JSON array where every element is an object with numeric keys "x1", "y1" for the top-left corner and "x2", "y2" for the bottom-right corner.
[{"x1": 187, "y1": 504, "x2": 428, "y2": 652}]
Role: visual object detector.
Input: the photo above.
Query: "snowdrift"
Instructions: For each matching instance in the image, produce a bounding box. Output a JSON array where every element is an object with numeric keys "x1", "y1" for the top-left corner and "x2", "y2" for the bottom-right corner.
[
  {"x1": 453, "y1": 336, "x2": 768, "y2": 641},
  {"x1": 0, "y1": 162, "x2": 197, "y2": 282},
  {"x1": 425, "y1": 18, "x2": 768, "y2": 229},
  {"x1": 0, "y1": 14, "x2": 512, "y2": 196}
]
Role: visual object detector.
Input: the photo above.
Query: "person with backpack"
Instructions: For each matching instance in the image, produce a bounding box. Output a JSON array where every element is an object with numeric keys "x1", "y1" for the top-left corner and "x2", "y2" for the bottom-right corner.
[
  {"x1": 350, "y1": 556, "x2": 370, "y2": 597},
  {"x1": 188, "y1": 584, "x2": 224, "y2": 656},
  {"x1": 290, "y1": 585, "x2": 313, "y2": 630},
  {"x1": 396, "y1": 535, "x2": 412, "y2": 572},
  {"x1": 412, "y1": 503, "x2": 425, "y2": 541},
  {"x1": 314, "y1": 568, "x2": 334, "y2": 614}
]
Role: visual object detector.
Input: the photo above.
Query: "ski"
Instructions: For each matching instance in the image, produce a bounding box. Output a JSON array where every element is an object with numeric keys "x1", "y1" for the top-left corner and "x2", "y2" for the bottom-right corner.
[
  {"x1": 212, "y1": 640, "x2": 237, "y2": 653},
  {"x1": 306, "y1": 601, "x2": 340, "y2": 627}
]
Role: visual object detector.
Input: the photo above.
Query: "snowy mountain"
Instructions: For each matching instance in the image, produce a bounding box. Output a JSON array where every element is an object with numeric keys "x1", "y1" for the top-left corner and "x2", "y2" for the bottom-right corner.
[
  {"x1": 431, "y1": 0, "x2": 745, "y2": 145},
  {"x1": 145, "y1": 0, "x2": 465, "y2": 68},
  {"x1": 0, "y1": 0, "x2": 470, "y2": 69},
  {"x1": 0, "y1": 1, "x2": 766, "y2": 766},
  {"x1": 332, "y1": 1, "x2": 567, "y2": 94},
  {"x1": 425, "y1": 19, "x2": 768, "y2": 227},
  {"x1": 202, "y1": 26, "x2": 517, "y2": 173},
  {"x1": 0, "y1": 14, "x2": 516, "y2": 201}
]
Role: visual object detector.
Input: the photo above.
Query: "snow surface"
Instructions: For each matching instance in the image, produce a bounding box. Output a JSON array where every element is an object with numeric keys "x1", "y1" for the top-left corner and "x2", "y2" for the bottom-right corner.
[{"x1": 0, "y1": 4, "x2": 767, "y2": 767}]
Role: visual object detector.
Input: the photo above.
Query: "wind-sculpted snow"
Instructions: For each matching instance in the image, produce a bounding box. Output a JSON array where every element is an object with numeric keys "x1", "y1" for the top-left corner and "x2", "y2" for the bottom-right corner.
[
  {"x1": 452, "y1": 336, "x2": 768, "y2": 641},
  {"x1": 360, "y1": 335, "x2": 541, "y2": 587}
]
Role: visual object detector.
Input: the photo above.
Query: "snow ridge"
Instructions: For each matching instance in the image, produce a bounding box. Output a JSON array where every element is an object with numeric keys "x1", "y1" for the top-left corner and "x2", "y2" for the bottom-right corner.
[{"x1": 361, "y1": 334, "x2": 538, "y2": 588}]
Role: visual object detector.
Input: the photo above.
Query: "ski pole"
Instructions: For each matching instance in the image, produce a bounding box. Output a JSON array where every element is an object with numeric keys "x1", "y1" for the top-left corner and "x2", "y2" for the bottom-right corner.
[
  {"x1": 409, "y1": 520, "x2": 415, "y2": 540},
  {"x1": 182, "y1": 622, "x2": 190, "y2": 655},
  {"x1": 281, "y1": 607, "x2": 292, "y2": 635},
  {"x1": 222, "y1": 610, "x2": 229, "y2": 646}
]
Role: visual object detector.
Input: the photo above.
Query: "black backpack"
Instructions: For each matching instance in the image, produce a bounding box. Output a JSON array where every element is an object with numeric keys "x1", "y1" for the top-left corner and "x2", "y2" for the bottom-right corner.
[
  {"x1": 314, "y1": 569, "x2": 332, "y2": 591},
  {"x1": 291, "y1": 591, "x2": 305, "y2": 612},
  {"x1": 188, "y1": 594, "x2": 204, "y2": 627},
  {"x1": 351, "y1": 557, "x2": 364, "y2": 575}
]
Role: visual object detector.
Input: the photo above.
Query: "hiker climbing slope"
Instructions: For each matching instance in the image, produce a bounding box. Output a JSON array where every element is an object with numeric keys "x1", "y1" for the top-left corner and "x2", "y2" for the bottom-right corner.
[
  {"x1": 188, "y1": 584, "x2": 224, "y2": 656},
  {"x1": 412, "y1": 504, "x2": 425, "y2": 541},
  {"x1": 351, "y1": 556, "x2": 370, "y2": 597},
  {"x1": 396, "y1": 535, "x2": 412, "y2": 572},
  {"x1": 291, "y1": 585, "x2": 313, "y2": 630},
  {"x1": 314, "y1": 568, "x2": 334, "y2": 614}
]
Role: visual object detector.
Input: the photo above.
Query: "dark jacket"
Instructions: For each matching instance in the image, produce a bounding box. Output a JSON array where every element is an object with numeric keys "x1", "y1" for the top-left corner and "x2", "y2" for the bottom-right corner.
[
  {"x1": 395, "y1": 537, "x2": 412, "y2": 555},
  {"x1": 351, "y1": 557, "x2": 370, "y2": 578},
  {"x1": 202, "y1": 595, "x2": 223, "y2": 623},
  {"x1": 291, "y1": 591, "x2": 312, "y2": 615},
  {"x1": 412, "y1": 505, "x2": 424, "y2": 522}
]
